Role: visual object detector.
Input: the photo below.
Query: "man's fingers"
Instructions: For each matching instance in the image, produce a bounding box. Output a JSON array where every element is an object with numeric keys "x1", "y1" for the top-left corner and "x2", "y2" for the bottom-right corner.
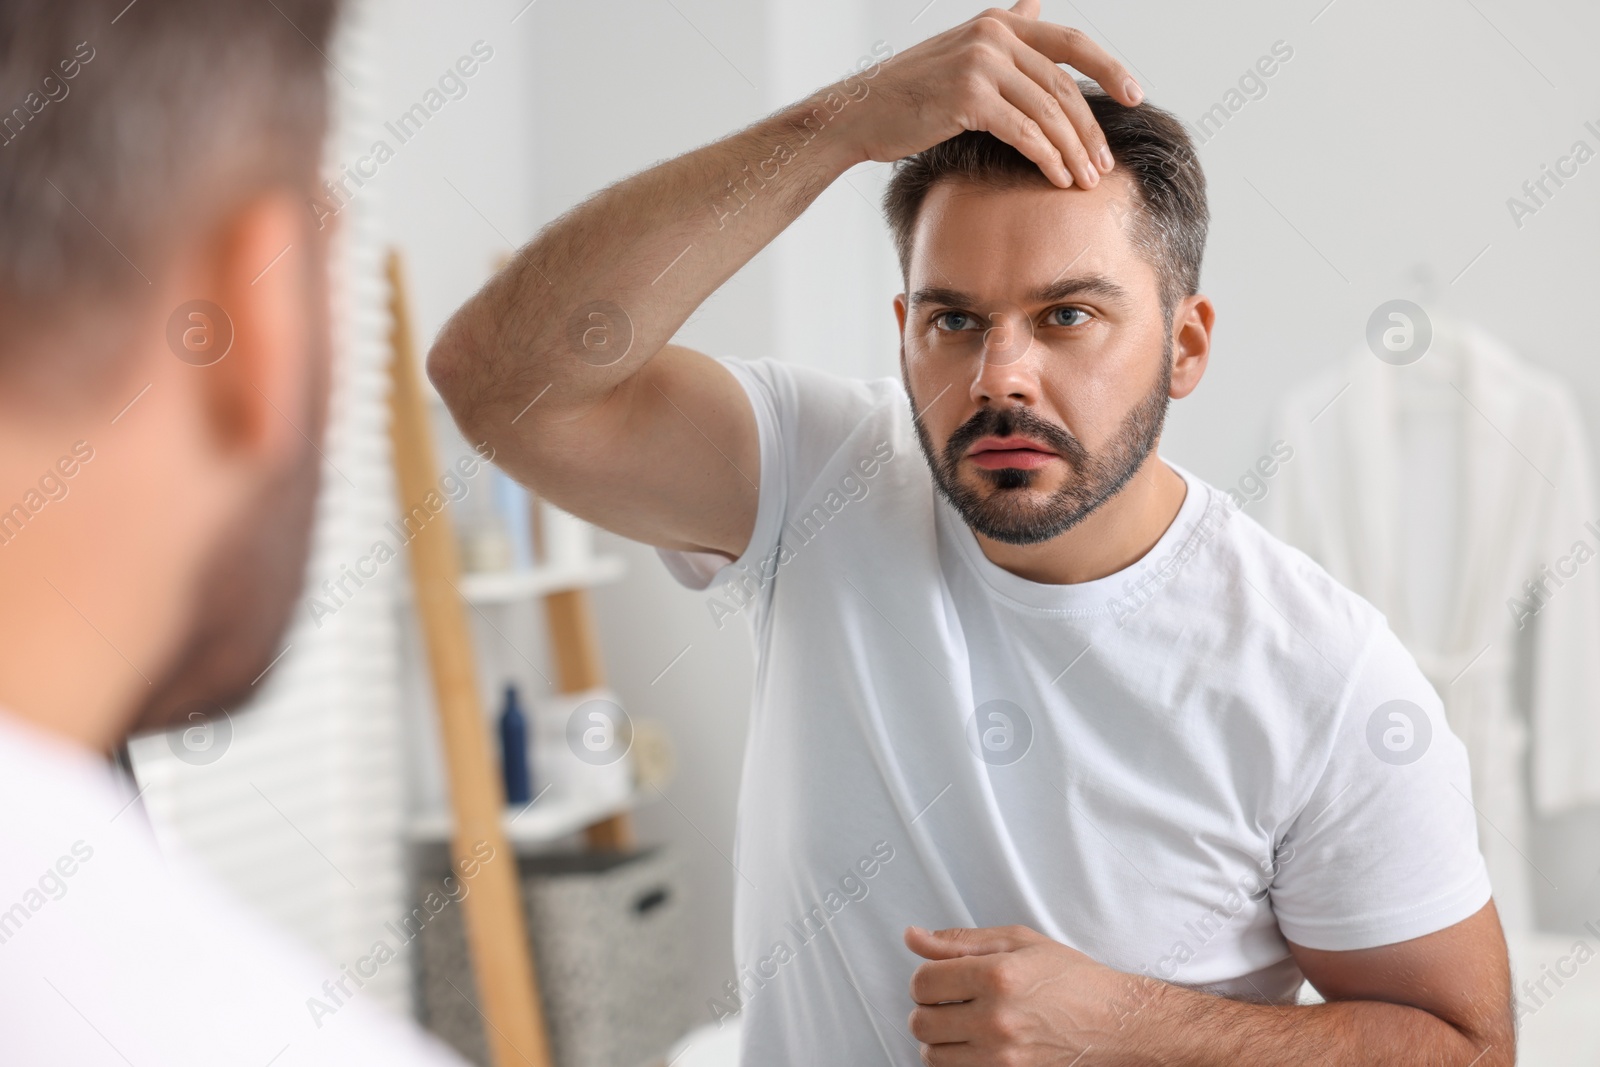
[
  {"x1": 910, "y1": 955, "x2": 985, "y2": 1004},
  {"x1": 908, "y1": 998, "x2": 987, "y2": 1045},
  {"x1": 906, "y1": 923, "x2": 1037, "y2": 959},
  {"x1": 1006, "y1": 43, "x2": 1112, "y2": 178},
  {"x1": 919, "y1": 1045, "x2": 988, "y2": 1067},
  {"x1": 1006, "y1": 0, "x2": 1041, "y2": 18},
  {"x1": 1006, "y1": 18, "x2": 1142, "y2": 107},
  {"x1": 969, "y1": 88, "x2": 1071, "y2": 189},
  {"x1": 992, "y1": 67, "x2": 1096, "y2": 187}
]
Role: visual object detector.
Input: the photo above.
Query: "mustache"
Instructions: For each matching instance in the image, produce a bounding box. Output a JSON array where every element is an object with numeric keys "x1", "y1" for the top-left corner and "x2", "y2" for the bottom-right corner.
[{"x1": 942, "y1": 406, "x2": 1088, "y2": 470}]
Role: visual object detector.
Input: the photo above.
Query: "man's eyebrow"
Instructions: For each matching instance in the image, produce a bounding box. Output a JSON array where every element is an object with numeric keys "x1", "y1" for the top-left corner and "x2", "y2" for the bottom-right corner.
[
  {"x1": 907, "y1": 275, "x2": 1132, "y2": 309},
  {"x1": 907, "y1": 286, "x2": 973, "y2": 308},
  {"x1": 1029, "y1": 275, "x2": 1131, "y2": 306}
]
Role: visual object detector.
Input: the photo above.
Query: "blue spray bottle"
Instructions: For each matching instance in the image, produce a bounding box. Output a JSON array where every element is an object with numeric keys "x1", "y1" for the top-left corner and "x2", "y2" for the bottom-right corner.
[{"x1": 499, "y1": 683, "x2": 532, "y2": 806}]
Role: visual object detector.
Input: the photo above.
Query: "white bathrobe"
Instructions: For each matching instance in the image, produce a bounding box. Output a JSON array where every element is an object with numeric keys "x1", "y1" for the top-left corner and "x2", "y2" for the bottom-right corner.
[{"x1": 1265, "y1": 318, "x2": 1600, "y2": 931}]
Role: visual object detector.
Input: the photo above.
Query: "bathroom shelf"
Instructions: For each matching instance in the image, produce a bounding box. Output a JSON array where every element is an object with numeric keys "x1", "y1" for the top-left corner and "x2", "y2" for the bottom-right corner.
[
  {"x1": 407, "y1": 784, "x2": 655, "y2": 847},
  {"x1": 456, "y1": 555, "x2": 626, "y2": 605}
]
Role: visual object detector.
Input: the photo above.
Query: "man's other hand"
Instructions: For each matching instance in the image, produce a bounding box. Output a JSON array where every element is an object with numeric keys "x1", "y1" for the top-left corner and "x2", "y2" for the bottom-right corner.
[{"x1": 906, "y1": 923, "x2": 1136, "y2": 1064}]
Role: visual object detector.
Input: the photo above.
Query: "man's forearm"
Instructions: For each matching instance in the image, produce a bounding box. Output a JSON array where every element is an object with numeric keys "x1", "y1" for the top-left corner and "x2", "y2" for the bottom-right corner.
[
  {"x1": 428, "y1": 84, "x2": 870, "y2": 433},
  {"x1": 1120, "y1": 975, "x2": 1507, "y2": 1066}
]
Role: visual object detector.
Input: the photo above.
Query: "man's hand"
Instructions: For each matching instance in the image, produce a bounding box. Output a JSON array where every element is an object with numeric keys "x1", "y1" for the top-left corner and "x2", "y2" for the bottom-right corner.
[
  {"x1": 837, "y1": 0, "x2": 1142, "y2": 190},
  {"x1": 906, "y1": 924, "x2": 1138, "y2": 1064}
]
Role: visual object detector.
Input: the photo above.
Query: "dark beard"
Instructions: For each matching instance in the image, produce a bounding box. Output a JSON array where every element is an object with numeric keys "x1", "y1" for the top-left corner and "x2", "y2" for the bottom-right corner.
[
  {"x1": 912, "y1": 337, "x2": 1172, "y2": 546},
  {"x1": 128, "y1": 437, "x2": 323, "y2": 736}
]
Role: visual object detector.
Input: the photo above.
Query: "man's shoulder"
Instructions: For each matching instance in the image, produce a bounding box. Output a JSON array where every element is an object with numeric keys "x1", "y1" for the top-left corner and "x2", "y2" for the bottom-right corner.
[
  {"x1": 0, "y1": 713, "x2": 464, "y2": 1065},
  {"x1": 1173, "y1": 470, "x2": 1390, "y2": 680},
  {"x1": 724, "y1": 357, "x2": 907, "y2": 434},
  {"x1": 724, "y1": 358, "x2": 917, "y2": 498},
  {"x1": 0, "y1": 708, "x2": 124, "y2": 848}
]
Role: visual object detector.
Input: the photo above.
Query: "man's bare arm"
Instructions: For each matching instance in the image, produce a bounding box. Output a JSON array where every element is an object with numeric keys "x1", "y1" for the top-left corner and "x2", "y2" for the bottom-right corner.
[
  {"x1": 906, "y1": 902, "x2": 1513, "y2": 1065},
  {"x1": 426, "y1": 1, "x2": 1140, "y2": 559},
  {"x1": 426, "y1": 109, "x2": 856, "y2": 558},
  {"x1": 1132, "y1": 903, "x2": 1513, "y2": 1065}
]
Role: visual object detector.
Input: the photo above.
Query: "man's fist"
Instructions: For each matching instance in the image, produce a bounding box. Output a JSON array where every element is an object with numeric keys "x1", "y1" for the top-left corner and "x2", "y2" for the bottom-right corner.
[{"x1": 906, "y1": 923, "x2": 1152, "y2": 1065}]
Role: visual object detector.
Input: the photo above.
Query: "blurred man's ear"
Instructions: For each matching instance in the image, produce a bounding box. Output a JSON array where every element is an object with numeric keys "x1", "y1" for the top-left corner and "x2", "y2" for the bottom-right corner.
[{"x1": 188, "y1": 191, "x2": 321, "y2": 469}]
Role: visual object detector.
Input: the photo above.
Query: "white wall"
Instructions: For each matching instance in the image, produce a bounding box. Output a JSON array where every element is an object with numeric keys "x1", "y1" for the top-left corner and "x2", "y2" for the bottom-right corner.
[
  {"x1": 370, "y1": 2, "x2": 538, "y2": 353},
  {"x1": 375, "y1": 0, "x2": 1600, "y2": 1024}
]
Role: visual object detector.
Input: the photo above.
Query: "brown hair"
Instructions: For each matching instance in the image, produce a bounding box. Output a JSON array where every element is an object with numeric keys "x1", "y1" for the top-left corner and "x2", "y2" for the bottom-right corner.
[
  {"x1": 0, "y1": 0, "x2": 339, "y2": 318},
  {"x1": 882, "y1": 83, "x2": 1208, "y2": 310}
]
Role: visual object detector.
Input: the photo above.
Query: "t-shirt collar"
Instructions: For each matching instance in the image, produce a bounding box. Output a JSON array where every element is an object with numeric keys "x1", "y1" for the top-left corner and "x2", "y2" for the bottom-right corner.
[{"x1": 937, "y1": 458, "x2": 1214, "y2": 614}]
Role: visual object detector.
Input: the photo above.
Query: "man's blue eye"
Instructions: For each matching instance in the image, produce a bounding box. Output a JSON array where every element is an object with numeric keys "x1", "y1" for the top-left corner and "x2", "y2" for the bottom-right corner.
[
  {"x1": 1049, "y1": 307, "x2": 1089, "y2": 327},
  {"x1": 936, "y1": 312, "x2": 974, "y2": 331}
]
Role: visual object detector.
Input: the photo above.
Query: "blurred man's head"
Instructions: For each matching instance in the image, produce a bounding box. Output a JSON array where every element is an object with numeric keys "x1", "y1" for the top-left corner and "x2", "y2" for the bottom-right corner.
[
  {"x1": 0, "y1": 0, "x2": 340, "y2": 749},
  {"x1": 884, "y1": 88, "x2": 1213, "y2": 546}
]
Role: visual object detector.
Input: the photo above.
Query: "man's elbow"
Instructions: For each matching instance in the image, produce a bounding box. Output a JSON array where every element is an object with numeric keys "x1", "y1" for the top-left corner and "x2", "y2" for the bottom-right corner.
[
  {"x1": 425, "y1": 315, "x2": 481, "y2": 425},
  {"x1": 1451, "y1": 1005, "x2": 1515, "y2": 1067}
]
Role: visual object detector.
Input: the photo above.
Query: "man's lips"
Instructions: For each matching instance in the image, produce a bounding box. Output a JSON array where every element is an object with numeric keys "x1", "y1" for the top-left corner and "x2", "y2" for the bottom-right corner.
[{"x1": 966, "y1": 435, "x2": 1060, "y2": 470}]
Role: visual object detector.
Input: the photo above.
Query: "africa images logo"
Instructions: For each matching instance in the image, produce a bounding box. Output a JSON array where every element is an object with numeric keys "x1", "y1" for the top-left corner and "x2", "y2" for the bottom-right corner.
[{"x1": 1365, "y1": 699, "x2": 1432, "y2": 766}]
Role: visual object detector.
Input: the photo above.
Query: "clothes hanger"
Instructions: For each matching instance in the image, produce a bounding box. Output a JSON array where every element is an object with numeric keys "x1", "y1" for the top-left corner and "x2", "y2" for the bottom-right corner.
[{"x1": 1395, "y1": 261, "x2": 1459, "y2": 399}]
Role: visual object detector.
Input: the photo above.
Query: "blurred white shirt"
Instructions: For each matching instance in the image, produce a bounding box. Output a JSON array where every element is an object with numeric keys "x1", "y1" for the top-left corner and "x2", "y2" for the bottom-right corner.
[{"x1": 0, "y1": 708, "x2": 464, "y2": 1066}]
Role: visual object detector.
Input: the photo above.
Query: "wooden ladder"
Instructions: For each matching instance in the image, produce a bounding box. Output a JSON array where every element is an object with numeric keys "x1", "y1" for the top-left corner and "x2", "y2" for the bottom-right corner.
[{"x1": 386, "y1": 249, "x2": 632, "y2": 1067}]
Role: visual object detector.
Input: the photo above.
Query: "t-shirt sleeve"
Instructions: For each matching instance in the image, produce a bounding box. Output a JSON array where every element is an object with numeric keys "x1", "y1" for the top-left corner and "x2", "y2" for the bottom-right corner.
[
  {"x1": 655, "y1": 358, "x2": 791, "y2": 594},
  {"x1": 1268, "y1": 622, "x2": 1494, "y2": 951}
]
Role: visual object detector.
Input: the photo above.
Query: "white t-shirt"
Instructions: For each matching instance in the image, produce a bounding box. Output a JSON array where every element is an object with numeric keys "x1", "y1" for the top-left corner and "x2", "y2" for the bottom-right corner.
[
  {"x1": 660, "y1": 359, "x2": 1492, "y2": 1064},
  {"x1": 0, "y1": 710, "x2": 465, "y2": 1066}
]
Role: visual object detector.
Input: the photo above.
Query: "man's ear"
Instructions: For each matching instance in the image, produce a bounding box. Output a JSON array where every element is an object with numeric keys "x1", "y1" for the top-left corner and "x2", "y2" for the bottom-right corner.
[
  {"x1": 894, "y1": 292, "x2": 910, "y2": 379},
  {"x1": 186, "y1": 191, "x2": 319, "y2": 467},
  {"x1": 1168, "y1": 293, "x2": 1213, "y2": 401}
]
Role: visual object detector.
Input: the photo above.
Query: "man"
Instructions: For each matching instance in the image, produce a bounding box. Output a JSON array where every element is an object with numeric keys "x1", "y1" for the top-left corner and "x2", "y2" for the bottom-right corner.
[
  {"x1": 433, "y1": 2, "x2": 1515, "y2": 1063},
  {"x1": 0, "y1": 1, "x2": 461, "y2": 1062}
]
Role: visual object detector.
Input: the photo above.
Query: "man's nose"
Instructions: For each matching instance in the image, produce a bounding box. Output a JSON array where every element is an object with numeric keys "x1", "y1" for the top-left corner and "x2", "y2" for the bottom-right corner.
[{"x1": 969, "y1": 309, "x2": 1040, "y2": 405}]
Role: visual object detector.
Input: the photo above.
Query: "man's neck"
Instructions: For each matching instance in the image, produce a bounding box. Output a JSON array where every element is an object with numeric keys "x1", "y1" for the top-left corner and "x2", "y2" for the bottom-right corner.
[
  {"x1": 0, "y1": 468, "x2": 161, "y2": 757},
  {"x1": 972, "y1": 454, "x2": 1188, "y2": 586},
  {"x1": 0, "y1": 601, "x2": 141, "y2": 756}
]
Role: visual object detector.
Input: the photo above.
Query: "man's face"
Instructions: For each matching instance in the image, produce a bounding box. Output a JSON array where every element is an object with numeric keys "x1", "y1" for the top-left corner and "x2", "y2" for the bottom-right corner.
[{"x1": 897, "y1": 173, "x2": 1174, "y2": 546}]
